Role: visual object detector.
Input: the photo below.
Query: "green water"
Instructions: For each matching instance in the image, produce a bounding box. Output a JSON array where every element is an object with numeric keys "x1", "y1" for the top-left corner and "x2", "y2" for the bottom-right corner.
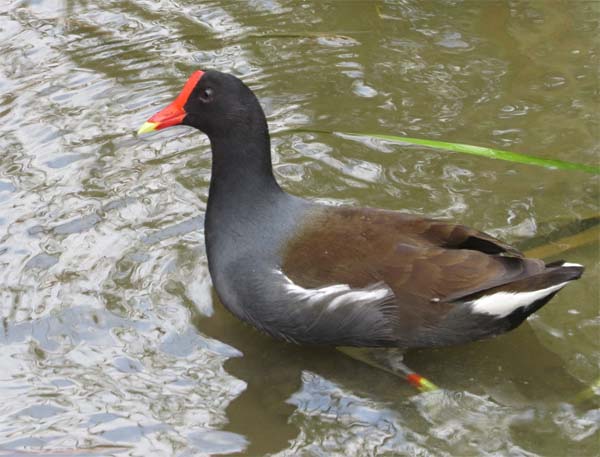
[{"x1": 0, "y1": 1, "x2": 598, "y2": 456}]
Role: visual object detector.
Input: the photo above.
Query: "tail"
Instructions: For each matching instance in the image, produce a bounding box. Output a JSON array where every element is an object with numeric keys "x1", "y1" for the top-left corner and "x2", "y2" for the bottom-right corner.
[
  {"x1": 409, "y1": 261, "x2": 583, "y2": 348},
  {"x1": 465, "y1": 260, "x2": 584, "y2": 330}
]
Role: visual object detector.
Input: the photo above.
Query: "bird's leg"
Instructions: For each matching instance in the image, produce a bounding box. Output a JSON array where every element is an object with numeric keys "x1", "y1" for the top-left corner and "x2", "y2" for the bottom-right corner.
[{"x1": 336, "y1": 347, "x2": 439, "y2": 392}]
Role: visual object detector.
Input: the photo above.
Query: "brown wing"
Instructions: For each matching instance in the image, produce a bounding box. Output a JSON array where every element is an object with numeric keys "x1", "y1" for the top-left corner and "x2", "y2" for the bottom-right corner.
[{"x1": 281, "y1": 206, "x2": 544, "y2": 306}]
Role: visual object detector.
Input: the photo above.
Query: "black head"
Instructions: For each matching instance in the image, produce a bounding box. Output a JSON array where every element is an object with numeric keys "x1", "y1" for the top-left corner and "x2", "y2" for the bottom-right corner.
[
  {"x1": 183, "y1": 70, "x2": 265, "y2": 137},
  {"x1": 138, "y1": 70, "x2": 267, "y2": 139}
]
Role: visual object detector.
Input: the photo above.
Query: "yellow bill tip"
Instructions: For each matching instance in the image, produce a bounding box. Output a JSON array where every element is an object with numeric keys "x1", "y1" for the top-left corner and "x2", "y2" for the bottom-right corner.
[{"x1": 137, "y1": 121, "x2": 158, "y2": 136}]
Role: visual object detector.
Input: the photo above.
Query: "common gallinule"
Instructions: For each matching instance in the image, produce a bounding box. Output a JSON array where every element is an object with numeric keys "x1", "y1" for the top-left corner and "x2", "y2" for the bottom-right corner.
[{"x1": 138, "y1": 70, "x2": 583, "y2": 348}]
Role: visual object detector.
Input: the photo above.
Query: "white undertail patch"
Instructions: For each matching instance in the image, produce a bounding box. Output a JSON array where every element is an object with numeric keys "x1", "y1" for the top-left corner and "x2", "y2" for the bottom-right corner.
[
  {"x1": 277, "y1": 270, "x2": 394, "y2": 311},
  {"x1": 561, "y1": 262, "x2": 582, "y2": 268},
  {"x1": 469, "y1": 281, "x2": 570, "y2": 318}
]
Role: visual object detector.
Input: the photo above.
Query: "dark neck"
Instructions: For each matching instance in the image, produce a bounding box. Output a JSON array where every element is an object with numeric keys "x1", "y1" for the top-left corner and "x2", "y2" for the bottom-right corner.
[{"x1": 207, "y1": 122, "x2": 282, "y2": 208}]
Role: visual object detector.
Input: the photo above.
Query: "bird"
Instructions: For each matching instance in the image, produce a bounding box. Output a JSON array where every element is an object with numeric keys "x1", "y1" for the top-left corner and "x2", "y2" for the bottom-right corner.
[{"x1": 137, "y1": 69, "x2": 584, "y2": 348}]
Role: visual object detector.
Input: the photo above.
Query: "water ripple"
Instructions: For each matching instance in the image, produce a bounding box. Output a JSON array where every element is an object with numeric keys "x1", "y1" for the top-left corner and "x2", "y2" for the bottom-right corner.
[{"x1": 0, "y1": 1, "x2": 597, "y2": 456}]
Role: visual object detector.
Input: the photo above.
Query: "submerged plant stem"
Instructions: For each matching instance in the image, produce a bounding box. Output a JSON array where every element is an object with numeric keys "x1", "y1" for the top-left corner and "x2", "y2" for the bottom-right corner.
[{"x1": 284, "y1": 129, "x2": 600, "y2": 174}]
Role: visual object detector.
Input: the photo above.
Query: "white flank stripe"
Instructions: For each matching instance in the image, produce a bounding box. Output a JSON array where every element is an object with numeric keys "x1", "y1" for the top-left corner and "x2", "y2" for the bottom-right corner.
[
  {"x1": 327, "y1": 287, "x2": 391, "y2": 310},
  {"x1": 277, "y1": 270, "x2": 393, "y2": 311},
  {"x1": 470, "y1": 281, "x2": 570, "y2": 318},
  {"x1": 561, "y1": 262, "x2": 582, "y2": 268}
]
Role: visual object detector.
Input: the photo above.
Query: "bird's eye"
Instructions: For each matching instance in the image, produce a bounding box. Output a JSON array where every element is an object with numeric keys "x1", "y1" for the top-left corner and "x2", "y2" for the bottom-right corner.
[{"x1": 199, "y1": 87, "x2": 213, "y2": 102}]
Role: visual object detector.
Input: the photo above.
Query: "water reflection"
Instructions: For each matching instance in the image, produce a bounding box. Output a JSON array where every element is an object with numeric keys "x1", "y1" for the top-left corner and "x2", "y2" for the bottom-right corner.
[{"x1": 0, "y1": 0, "x2": 597, "y2": 455}]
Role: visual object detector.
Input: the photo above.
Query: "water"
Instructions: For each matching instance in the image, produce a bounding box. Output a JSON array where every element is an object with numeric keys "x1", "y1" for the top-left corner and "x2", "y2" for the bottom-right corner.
[{"x1": 0, "y1": 1, "x2": 598, "y2": 455}]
